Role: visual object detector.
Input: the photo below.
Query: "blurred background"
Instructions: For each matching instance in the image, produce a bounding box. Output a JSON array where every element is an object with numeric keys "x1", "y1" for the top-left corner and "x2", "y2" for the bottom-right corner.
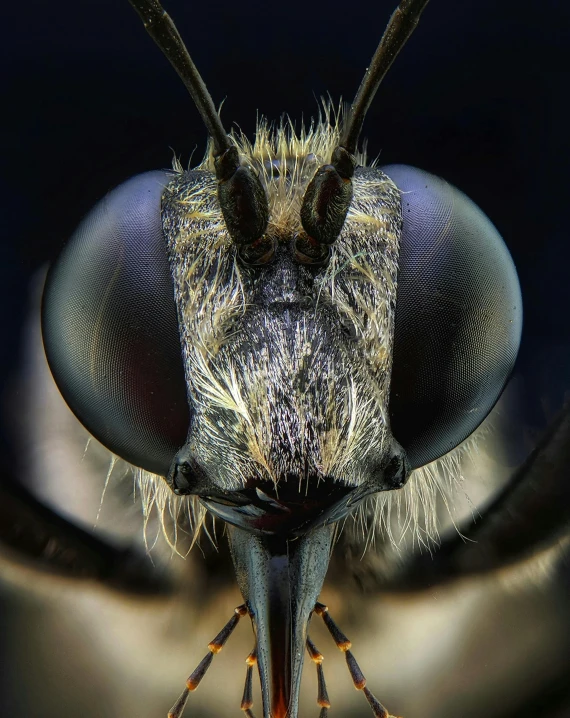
[{"x1": 1, "y1": 0, "x2": 569, "y2": 716}]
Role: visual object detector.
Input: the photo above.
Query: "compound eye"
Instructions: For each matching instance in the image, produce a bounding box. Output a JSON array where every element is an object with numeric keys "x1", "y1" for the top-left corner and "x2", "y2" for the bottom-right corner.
[
  {"x1": 42, "y1": 172, "x2": 189, "y2": 477},
  {"x1": 383, "y1": 164, "x2": 522, "y2": 469}
]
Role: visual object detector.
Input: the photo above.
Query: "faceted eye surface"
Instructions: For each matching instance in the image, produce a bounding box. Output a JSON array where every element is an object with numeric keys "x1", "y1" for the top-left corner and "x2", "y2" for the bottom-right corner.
[
  {"x1": 384, "y1": 164, "x2": 522, "y2": 469},
  {"x1": 42, "y1": 165, "x2": 522, "y2": 479},
  {"x1": 42, "y1": 172, "x2": 189, "y2": 477}
]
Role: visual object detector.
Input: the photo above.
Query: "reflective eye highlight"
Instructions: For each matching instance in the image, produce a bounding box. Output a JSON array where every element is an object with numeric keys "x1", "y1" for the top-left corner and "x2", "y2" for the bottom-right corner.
[
  {"x1": 42, "y1": 165, "x2": 522, "y2": 482},
  {"x1": 42, "y1": 172, "x2": 189, "y2": 477},
  {"x1": 384, "y1": 164, "x2": 522, "y2": 469}
]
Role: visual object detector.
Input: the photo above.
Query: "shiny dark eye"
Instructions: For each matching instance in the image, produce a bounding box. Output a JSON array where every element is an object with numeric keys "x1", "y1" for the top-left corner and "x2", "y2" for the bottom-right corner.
[
  {"x1": 42, "y1": 165, "x2": 521, "y2": 478},
  {"x1": 41, "y1": 171, "x2": 189, "y2": 477},
  {"x1": 384, "y1": 165, "x2": 522, "y2": 468}
]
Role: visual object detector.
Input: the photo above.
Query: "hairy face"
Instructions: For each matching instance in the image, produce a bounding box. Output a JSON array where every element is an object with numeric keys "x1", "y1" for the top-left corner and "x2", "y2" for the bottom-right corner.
[{"x1": 162, "y1": 121, "x2": 403, "y2": 498}]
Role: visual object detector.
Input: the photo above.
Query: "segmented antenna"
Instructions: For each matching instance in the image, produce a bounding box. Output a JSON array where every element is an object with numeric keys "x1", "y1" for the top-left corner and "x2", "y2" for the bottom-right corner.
[
  {"x1": 298, "y1": 0, "x2": 430, "y2": 263},
  {"x1": 341, "y1": 0, "x2": 430, "y2": 156},
  {"x1": 127, "y1": 0, "x2": 231, "y2": 156},
  {"x1": 127, "y1": 0, "x2": 269, "y2": 257}
]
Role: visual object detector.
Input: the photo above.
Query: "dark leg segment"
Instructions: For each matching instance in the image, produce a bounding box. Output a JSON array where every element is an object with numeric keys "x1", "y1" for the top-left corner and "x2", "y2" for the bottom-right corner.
[
  {"x1": 241, "y1": 648, "x2": 257, "y2": 716},
  {"x1": 314, "y1": 602, "x2": 351, "y2": 650},
  {"x1": 306, "y1": 636, "x2": 331, "y2": 710},
  {"x1": 167, "y1": 687, "x2": 190, "y2": 718},
  {"x1": 167, "y1": 604, "x2": 248, "y2": 718},
  {"x1": 314, "y1": 602, "x2": 394, "y2": 718}
]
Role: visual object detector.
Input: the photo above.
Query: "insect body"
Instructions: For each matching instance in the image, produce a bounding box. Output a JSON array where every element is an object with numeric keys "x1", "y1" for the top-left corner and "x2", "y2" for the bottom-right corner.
[{"x1": 40, "y1": 0, "x2": 522, "y2": 716}]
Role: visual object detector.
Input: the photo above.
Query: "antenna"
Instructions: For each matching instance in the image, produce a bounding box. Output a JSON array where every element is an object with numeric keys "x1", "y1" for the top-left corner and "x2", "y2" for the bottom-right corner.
[
  {"x1": 128, "y1": 0, "x2": 231, "y2": 157},
  {"x1": 298, "y1": 0, "x2": 430, "y2": 261},
  {"x1": 128, "y1": 0, "x2": 269, "y2": 255},
  {"x1": 341, "y1": 0, "x2": 430, "y2": 155}
]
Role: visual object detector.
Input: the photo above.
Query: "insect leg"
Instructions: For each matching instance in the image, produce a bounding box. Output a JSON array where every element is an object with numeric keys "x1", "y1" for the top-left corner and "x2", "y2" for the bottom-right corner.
[
  {"x1": 241, "y1": 647, "x2": 257, "y2": 717},
  {"x1": 314, "y1": 603, "x2": 397, "y2": 718},
  {"x1": 167, "y1": 687, "x2": 190, "y2": 718},
  {"x1": 168, "y1": 604, "x2": 248, "y2": 718},
  {"x1": 306, "y1": 636, "x2": 331, "y2": 716}
]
